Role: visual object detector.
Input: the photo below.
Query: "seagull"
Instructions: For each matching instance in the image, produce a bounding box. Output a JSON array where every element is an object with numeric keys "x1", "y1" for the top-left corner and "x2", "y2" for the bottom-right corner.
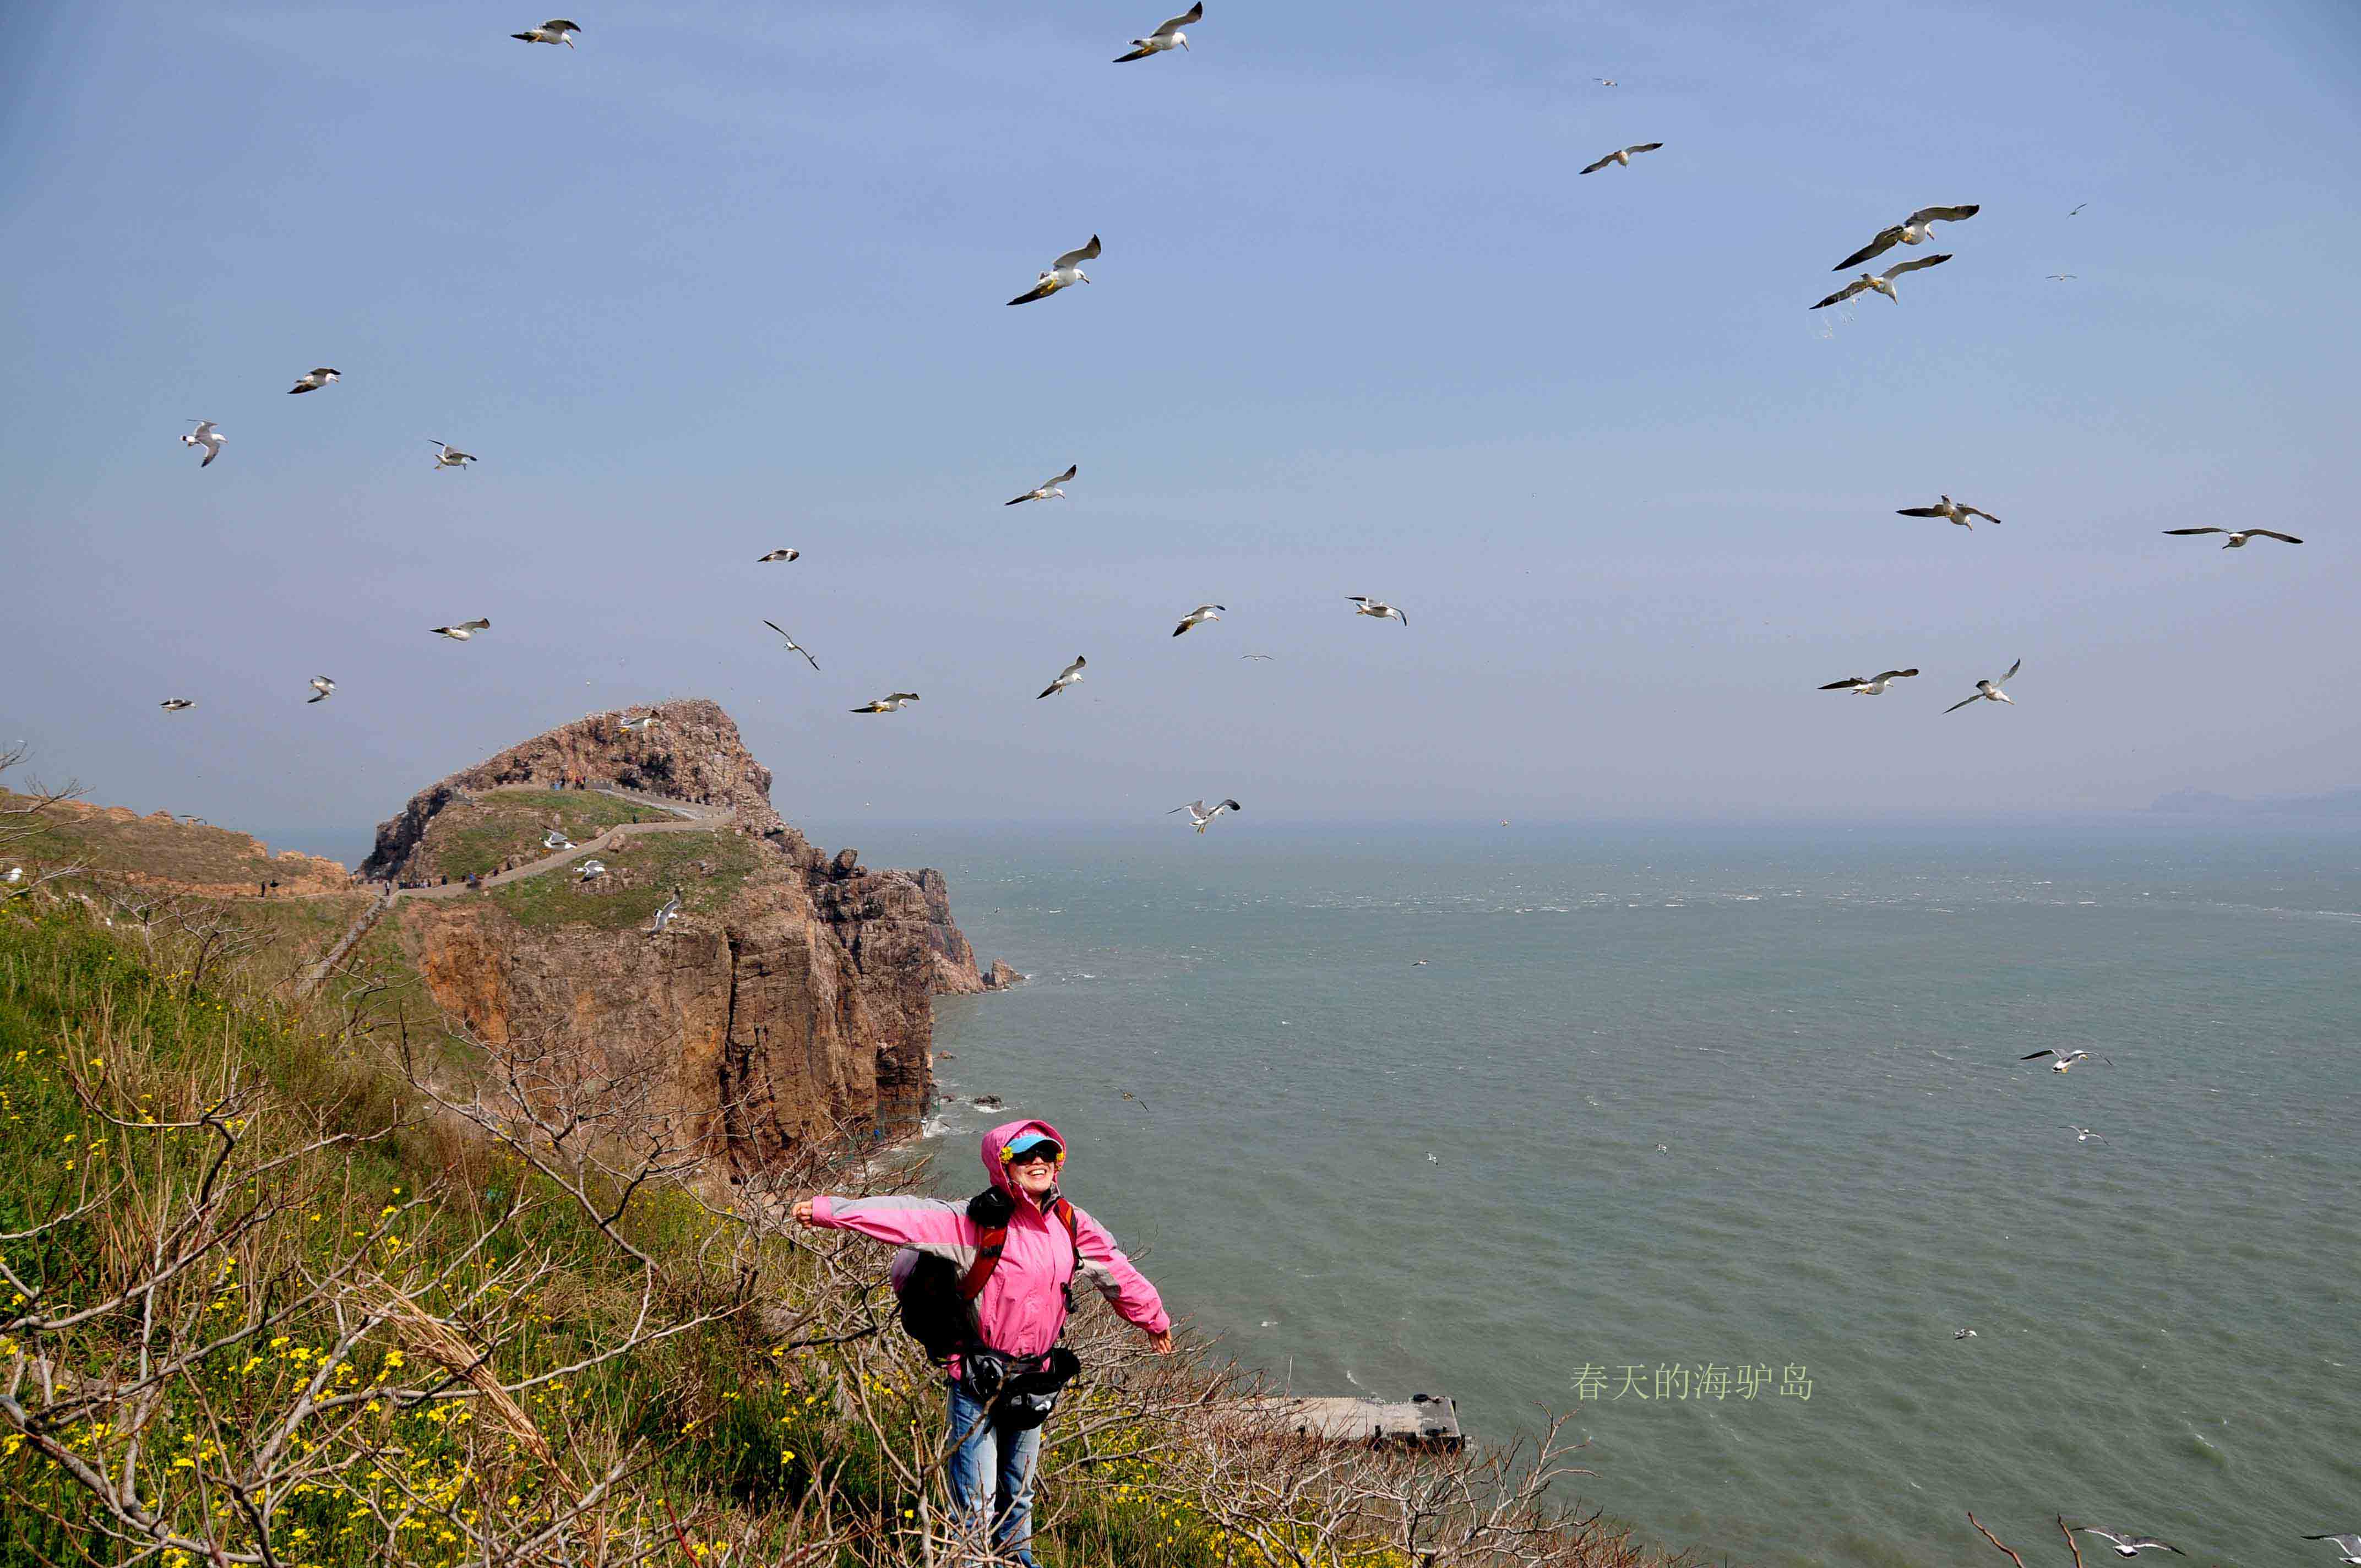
[
  {"x1": 575, "y1": 859, "x2": 607, "y2": 881},
  {"x1": 618, "y1": 712, "x2": 661, "y2": 733},
  {"x1": 1897, "y1": 494, "x2": 2002, "y2": 529},
  {"x1": 762, "y1": 620, "x2": 820, "y2": 671},
  {"x1": 1832, "y1": 205, "x2": 1979, "y2": 270},
  {"x1": 757, "y1": 548, "x2": 800, "y2": 563},
  {"x1": 1167, "y1": 798, "x2": 1241, "y2": 833},
  {"x1": 1427, "y1": 1152, "x2": 1439, "y2": 1164},
  {"x1": 1239, "y1": 652, "x2": 1275, "y2": 661},
  {"x1": 160, "y1": 699, "x2": 195, "y2": 712},
  {"x1": 1037, "y1": 656, "x2": 1087, "y2": 699},
  {"x1": 2303, "y1": 1536, "x2": 2361, "y2": 1564},
  {"x1": 1579, "y1": 142, "x2": 1662, "y2": 174},
  {"x1": 649, "y1": 889, "x2": 682, "y2": 936},
  {"x1": 287, "y1": 367, "x2": 340, "y2": 395},
  {"x1": 183, "y1": 421, "x2": 225, "y2": 467},
  {"x1": 1347, "y1": 596, "x2": 1408, "y2": 626},
  {"x1": 1007, "y1": 238, "x2": 1100, "y2": 305},
  {"x1": 3, "y1": 867, "x2": 18, "y2": 884},
  {"x1": 1945, "y1": 658, "x2": 2021, "y2": 713},
  {"x1": 2162, "y1": 527, "x2": 2302, "y2": 549},
  {"x1": 1411, "y1": 959, "x2": 1428, "y2": 966},
  {"x1": 1954, "y1": 1328, "x2": 1977, "y2": 1339},
  {"x1": 306, "y1": 677, "x2": 335, "y2": 704},
  {"x1": 1819, "y1": 669, "x2": 1919, "y2": 695},
  {"x1": 429, "y1": 441, "x2": 476, "y2": 470},
  {"x1": 2070, "y1": 203, "x2": 2090, "y2": 216},
  {"x1": 2068, "y1": 1528, "x2": 2185, "y2": 1558},
  {"x1": 429, "y1": 619, "x2": 492, "y2": 640},
  {"x1": 543, "y1": 829, "x2": 575, "y2": 850},
  {"x1": 2066, "y1": 1124, "x2": 2109, "y2": 1143},
  {"x1": 1114, "y1": 3, "x2": 1200, "y2": 61},
  {"x1": 1595, "y1": 76, "x2": 1618, "y2": 86},
  {"x1": 1173, "y1": 604, "x2": 1225, "y2": 637},
  {"x1": 512, "y1": 18, "x2": 580, "y2": 46},
  {"x1": 2021, "y1": 1047, "x2": 2111, "y2": 1072},
  {"x1": 2048, "y1": 274, "x2": 2077, "y2": 281},
  {"x1": 1006, "y1": 465, "x2": 1076, "y2": 505},
  {"x1": 1813, "y1": 254, "x2": 1952, "y2": 309},
  {"x1": 852, "y1": 693, "x2": 921, "y2": 714}
]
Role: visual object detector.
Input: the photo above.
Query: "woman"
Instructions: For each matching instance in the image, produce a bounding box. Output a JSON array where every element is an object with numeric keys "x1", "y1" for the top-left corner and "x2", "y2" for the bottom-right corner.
[{"x1": 793, "y1": 1118, "x2": 1172, "y2": 1568}]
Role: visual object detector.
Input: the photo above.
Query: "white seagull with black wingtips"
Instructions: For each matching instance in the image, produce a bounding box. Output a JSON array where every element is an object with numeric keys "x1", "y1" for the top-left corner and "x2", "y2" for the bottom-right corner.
[
  {"x1": 1819, "y1": 669, "x2": 1918, "y2": 695},
  {"x1": 288, "y1": 367, "x2": 340, "y2": 394},
  {"x1": 2023, "y1": 1048, "x2": 2110, "y2": 1072},
  {"x1": 1897, "y1": 495, "x2": 2001, "y2": 529},
  {"x1": 306, "y1": 677, "x2": 335, "y2": 704},
  {"x1": 1347, "y1": 596, "x2": 1407, "y2": 626},
  {"x1": 1007, "y1": 465, "x2": 1076, "y2": 505},
  {"x1": 1832, "y1": 205, "x2": 1979, "y2": 270},
  {"x1": 763, "y1": 620, "x2": 820, "y2": 671},
  {"x1": 1007, "y1": 238, "x2": 1099, "y2": 306},
  {"x1": 1173, "y1": 605, "x2": 1225, "y2": 637},
  {"x1": 2068, "y1": 1528, "x2": 2184, "y2": 1559},
  {"x1": 1814, "y1": 254, "x2": 1952, "y2": 309},
  {"x1": 1945, "y1": 659, "x2": 2020, "y2": 713},
  {"x1": 429, "y1": 440, "x2": 476, "y2": 470},
  {"x1": 430, "y1": 619, "x2": 491, "y2": 641},
  {"x1": 2163, "y1": 527, "x2": 2302, "y2": 549},
  {"x1": 2303, "y1": 1535, "x2": 2361, "y2": 1564},
  {"x1": 1037, "y1": 656, "x2": 1087, "y2": 699},
  {"x1": 1580, "y1": 142, "x2": 1662, "y2": 174},
  {"x1": 1168, "y1": 799, "x2": 1242, "y2": 833},
  {"x1": 512, "y1": 18, "x2": 580, "y2": 47},
  {"x1": 1116, "y1": 3, "x2": 1200, "y2": 60},
  {"x1": 183, "y1": 421, "x2": 225, "y2": 467}
]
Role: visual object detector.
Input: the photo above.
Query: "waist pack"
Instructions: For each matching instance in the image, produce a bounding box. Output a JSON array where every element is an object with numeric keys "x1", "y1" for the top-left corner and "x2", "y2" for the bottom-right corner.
[
  {"x1": 959, "y1": 1345, "x2": 1082, "y2": 1430},
  {"x1": 890, "y1": 1188, "x2": 1080, "y2": 1365}
]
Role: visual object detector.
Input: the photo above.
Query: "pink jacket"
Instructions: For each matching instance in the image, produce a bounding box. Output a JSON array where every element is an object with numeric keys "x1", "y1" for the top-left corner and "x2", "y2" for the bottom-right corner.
[{"x1": 809, "y1": 1117, "x2": 1170, "y2": 1362}]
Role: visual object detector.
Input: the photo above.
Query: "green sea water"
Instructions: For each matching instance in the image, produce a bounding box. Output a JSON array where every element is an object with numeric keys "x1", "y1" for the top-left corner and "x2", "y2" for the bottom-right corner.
[{"x1": 796, "y1": 818, "x2": 2361, "y2": 1568}]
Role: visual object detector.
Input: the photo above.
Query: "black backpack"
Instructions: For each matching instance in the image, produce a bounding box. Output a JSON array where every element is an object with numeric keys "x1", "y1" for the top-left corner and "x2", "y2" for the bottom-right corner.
[{"x1": 891, "y1": 1187, "x2": 1079, "y2": 1364}]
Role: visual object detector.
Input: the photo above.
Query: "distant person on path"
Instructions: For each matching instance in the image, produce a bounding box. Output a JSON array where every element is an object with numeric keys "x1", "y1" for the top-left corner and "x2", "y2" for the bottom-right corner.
[{"x1": 793, "y1": 1119, "x2": 1171, "y2": 1567}]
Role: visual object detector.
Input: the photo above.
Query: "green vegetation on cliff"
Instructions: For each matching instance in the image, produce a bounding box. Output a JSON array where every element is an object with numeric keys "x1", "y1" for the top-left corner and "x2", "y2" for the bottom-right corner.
[
  {"x1": 409, "y1": 788, "x2": 673, "y2": 881},
  {"x1": 485, "y1": 826, "x2": 764, "y2": 930}
]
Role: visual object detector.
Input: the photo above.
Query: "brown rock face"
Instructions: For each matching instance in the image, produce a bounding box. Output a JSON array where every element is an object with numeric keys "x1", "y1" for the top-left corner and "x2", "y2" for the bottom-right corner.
[{"x1": 369, "y1": 701, "x2": 994, "y2": 1163}]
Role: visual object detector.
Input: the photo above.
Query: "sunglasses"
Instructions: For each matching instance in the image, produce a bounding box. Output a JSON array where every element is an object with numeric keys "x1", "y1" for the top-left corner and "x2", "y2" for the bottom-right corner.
[{"x1": 1002, "y1": 1142, "x2": 1063, "y2": 1165}]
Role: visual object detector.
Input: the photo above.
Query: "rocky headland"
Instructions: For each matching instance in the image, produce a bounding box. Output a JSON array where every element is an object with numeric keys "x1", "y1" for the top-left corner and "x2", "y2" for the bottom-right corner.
[{"x1": 355, "y1": 699, "x2": 1009, "y2": 1170}]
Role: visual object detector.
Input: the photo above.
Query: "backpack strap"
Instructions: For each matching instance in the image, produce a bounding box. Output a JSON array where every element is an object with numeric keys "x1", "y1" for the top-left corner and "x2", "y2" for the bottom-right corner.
[{"x1": 957, "y1": 1196, "x2": 1082, "y2": 1301}]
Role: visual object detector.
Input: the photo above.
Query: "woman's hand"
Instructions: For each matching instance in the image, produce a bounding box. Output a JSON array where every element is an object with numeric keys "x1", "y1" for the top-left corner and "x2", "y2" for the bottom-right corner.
[
  {"x1": 791, "y1": 1197, "x2": 818, "y2": 1227},
  {"x1": 1146, "y1": 1329, "x2": 1174, "y2": 1355}
]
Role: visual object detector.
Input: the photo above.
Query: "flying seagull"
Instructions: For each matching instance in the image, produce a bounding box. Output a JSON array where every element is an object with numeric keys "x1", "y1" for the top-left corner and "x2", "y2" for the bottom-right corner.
[
  {"x1": 183, "y1": 420, "x2": 225, "y2": 468},
  {"x1": 288, "y1": 367, "x2": 340, "y2": 394},
  {"x1": 763, "y1": 620, "x2": 820, "y2": 671},
  {"x1": 160, "y1": 699, "x2": 195, "y2": 712},
  {"x1": 1579, "y1": 142, "x2": 1662, "y2": 174},
  {"x1": 1007, "y1": 465, "x2": 1076, "y2": 505},
  {"x1": 1954, "y1": 1328, "x2": 1977, "y2": 1339},
  {"x1": 1173, "y1": 604, "x2": 1225, "y2": 637},
  {"x1": 1168, "y1": 798, "x2": 1242, "y2": 833},
  {"x1": 2162, "y1": 527, "x2": 2302, "y2": 549},
  {"x1": 1595, "y1": 76, "x2": 1618, "y2": 86},
  {"x1": 1037, "y1": 656, "x2": 1087, "y2": 699},
  {"x1": 1347, "y1": 596, "x2": 1408, "y2": 626},
  {"x1": 1813, "y1": 254, "x2": 1951, "y2": 309},
  {"x1": 1240, "y1": 652, "x2": 1275, "y2": 661},
  {"x1": 618, "y1": 712, "x2": 661, "y2": 733},
  {"x1": 1833, "y1": 205, "x2": 1979, "y2": 271},
  {"x1": 1007, "y1": 237, "x2": 1100, "y2": 305},
  {"x1": 2303, "y1": 1536, "x2": 2361, "y2": 1564},
  {"x1": 543, "y1": 829, "x2": 575, "y2": 850},
  {"x1": 2066, "y1": 1124, "x2": 2108, "y2": 1143},
  {"x1": 2070, "y1": 203, "x2": 2090, "y2": 216},
  {"x1": 1945, "y1": 658, "x2": 2021, "y2": 713},
  {"x1": 512, "y1": 18, "x2": 580, "y2": 46},
  {"x1": 852, "y1": 692, "x2": 920, "y2": 714},
  {"x1": 2022, "y1": 1047, "x2": 2110, "y2": 1072},
  {"x1": 429, "y1": 441, "x2": 476, "y2": 470},
  {"x1": 2048, "y1": 274, "x2": 2077, "y2": 281},
  {"x1": 1114, "y1": 2, "x2": 1200, "y2": 61},
  {"x1": 306, "y1": 676, "x2": 335, "y2": 704},
  {"x1": 1897, "y1": 494, "x2": 2002, "y2": 529},
  {"x1": 2068, "y1": 1528, "x2": 2185, "y2": 1558},
  {"x1": 1819, "y1": 669, "x2": 1919, "y2": 694},
  {"x1": 575, "y1": 858, "x2": 607, "y2": 881},
  {"x1": 429, "y1": 619, "x2": 492, "y2": 640},
  {"x1": 757, "y1": 548, "x2": 800, "y2": 562},
  {"x1": 649, "y1": 889, "x2": 682, "y2": 936}
]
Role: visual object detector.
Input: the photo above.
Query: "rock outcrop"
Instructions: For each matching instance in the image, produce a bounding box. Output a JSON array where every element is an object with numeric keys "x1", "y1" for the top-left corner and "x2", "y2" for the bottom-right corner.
[{"x1": 366, "y1": 700, "x2": 1002, "y2": 1166}]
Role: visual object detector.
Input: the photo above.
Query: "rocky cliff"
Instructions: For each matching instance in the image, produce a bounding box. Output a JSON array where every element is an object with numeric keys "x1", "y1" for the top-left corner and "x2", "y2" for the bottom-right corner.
[{"x1": 365, "y1": 700, "x2": 1005, "y2": 1167}]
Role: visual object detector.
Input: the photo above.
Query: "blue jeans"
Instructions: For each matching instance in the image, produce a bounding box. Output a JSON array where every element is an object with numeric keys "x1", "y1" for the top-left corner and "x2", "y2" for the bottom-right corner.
[{"x1": 945, "y1": 1381, "x2": 1043, "y2": 1567}]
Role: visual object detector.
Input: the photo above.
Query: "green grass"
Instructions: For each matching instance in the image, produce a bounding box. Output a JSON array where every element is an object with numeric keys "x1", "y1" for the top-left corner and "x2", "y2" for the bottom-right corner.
[
  {"x1": 484, "y1": 826, "x2": 762, "y2": 931},
  {"x1": 1, "y1": 791, "x2": 347, "y2": 891},
  {"x1": 411, "y1": 788, "x2": 673, "y2": 881}
]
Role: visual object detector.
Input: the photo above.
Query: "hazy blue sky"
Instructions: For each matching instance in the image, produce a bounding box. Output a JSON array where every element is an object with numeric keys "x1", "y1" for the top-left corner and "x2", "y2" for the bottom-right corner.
[{"x1": 6, "y1": 0, "x2": 2359, "y2": 851}]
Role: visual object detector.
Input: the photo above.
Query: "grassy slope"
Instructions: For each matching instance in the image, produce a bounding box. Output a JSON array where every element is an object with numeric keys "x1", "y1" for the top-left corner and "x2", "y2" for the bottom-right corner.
[
  {"x1": 410, "y1": 788, "x2": 673, "y2": 881},
  {"x1": 485, "y1": 826, "x2": 761, "y2": 932},
  {"x1": 1, "y1": 791, "x2": 342, "y2": 889}
]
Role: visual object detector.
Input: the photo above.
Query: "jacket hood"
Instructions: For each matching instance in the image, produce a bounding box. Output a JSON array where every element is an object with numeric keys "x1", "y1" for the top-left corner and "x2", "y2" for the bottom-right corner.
[{"x1": 981, "y1": 1117, "x2": 1066, "y2": 1200}]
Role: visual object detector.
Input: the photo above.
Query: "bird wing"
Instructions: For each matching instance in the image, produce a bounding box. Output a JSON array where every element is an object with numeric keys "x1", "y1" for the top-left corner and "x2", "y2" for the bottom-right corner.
[
  {"x1": 1394, "y1": 607, "x2": 1408, "y2": 625},
  {"x1": 1884, "y1": 252, "x2": 1952, "y2": 278},
  {"x1": 1946, "y1": 694, "x2": 1984, "y2": 713},
  {"x1": 1577, "y1": 151, "x2": 1618, "y2": 174},
  {"x1": 1624, "y1": 141, "x2": 1663, "y2": 155},
  {"x1": 1047, "y1": 464, "x2": 1078, "y2": 486},
  {"x1": 461, "y1": 619, "x2": 489, "y2": 630},
  {"x1": 2001, "y1": 658, "x2": 2021, "y2": 681},
  {"x1": 200, "y1": 446, "x2": 219, "y2": 466},
  {"x1": 1876, "y1": 669, "x2": 1919, "y2": 682},
  {"x1": 1346, "y1": 596, "x2": 1371, "y2": 605},
  {"x1": 1114, "y1": 45, "x2": 1154, "y2": 60},
  {"x1": 541, "y1": 19, "x2": 580, "y2": 31},
  {"x1": 1812, "y1": 279, "x2": 1870, "y2": 309},
  {"x1": 1152, "y1": 3, "x2": 1203, "y2": 37},
  {"x1": 2021, "y1": 1049, "x2": 2057, "y2": 1060},
  {"x1": 1053, "y1": 236, "x2": 1102, "y2": 270},
  {"x1": 1819, "y1": 678, "x2": 1868, "y2": 690},
  {"x1": 1060, "y1": 657, "x2": 1086, "y2": 680},
  {"x1": 1007, "y1": 281, "x2": 1057, "y2": 306},
  {"x1": 1896, "y1": 507, "x2": 1945, "y2": 518},
  {"x1": 2246, "y1": 529, "x2": 2303, "y2": 543},
  {"x1": 2162, "y1": 527, "x2": 2226, "y2": 536},
  {"x1": 192, "y1": 421, "x2": 215, "y2": 435},
  {"x1": 1907, "y1": 203, "x2": 1978, "y2": 226},
  {"x1": 1218, "y1": 799, "x2": 1242, "y2": 813},
  {"x1": 1835, "y1": 227, "x2": 1904, "y2": 270},
  {"x1": 1962, "y1": 507, "x2": 2002, "y2": 524}
]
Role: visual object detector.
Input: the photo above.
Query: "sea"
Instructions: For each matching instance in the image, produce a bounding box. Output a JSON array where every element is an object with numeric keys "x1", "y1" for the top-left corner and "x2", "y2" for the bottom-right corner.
[{"x1": 791, "y1": 816, "x2": 2361, "y2": 1568}]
